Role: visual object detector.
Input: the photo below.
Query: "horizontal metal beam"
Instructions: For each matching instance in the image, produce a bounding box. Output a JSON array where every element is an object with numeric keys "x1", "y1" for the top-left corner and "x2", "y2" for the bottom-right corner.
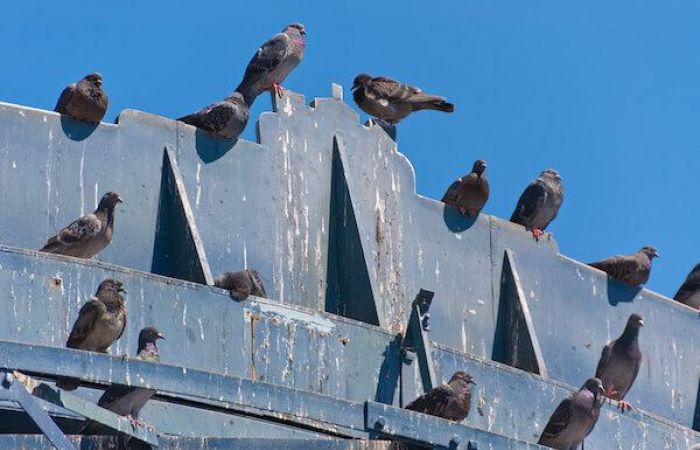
[
  {"x1": 365, "y1": 401, "x2": 548, "y2": 449},
  {"x1": 0, "y1": 340, "x2": 367, "y2": 438}
]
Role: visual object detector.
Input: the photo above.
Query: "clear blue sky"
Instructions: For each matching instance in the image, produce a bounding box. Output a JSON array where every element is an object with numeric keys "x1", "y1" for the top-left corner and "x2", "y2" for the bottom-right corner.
[{"x1": 2, "y1": 2, "x2": 699, "y2": 298}]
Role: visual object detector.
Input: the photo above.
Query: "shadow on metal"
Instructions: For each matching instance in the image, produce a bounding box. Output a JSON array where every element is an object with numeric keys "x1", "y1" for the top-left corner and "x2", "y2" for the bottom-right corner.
[
  {"x1": 193, "y1": 128, "x2": 237, "y2": 164},
  {"x1": 59, "y1": 115, "x2": 98, "y2": 141}
]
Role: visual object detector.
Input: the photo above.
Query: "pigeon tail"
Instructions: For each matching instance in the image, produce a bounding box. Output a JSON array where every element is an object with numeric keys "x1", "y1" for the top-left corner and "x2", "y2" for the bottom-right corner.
[
  {"x1": 419, "y1": 100, "x2": 454, "y2": 113},
  {"x1": 56, "y1": 376, "x2": 79, "y2": 391},
  {"x1": 176, "y1": 114, "x2": 203, "y2": 128}
]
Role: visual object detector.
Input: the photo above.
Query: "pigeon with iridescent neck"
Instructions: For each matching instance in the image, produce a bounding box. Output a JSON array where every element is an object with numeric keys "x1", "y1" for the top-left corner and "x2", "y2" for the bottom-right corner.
[
  {"x1": 235, "y1": 23, "x2": 306, "y2": 106},
  {"x1": 589, "y1": 246, "x2": 659, "y2": 287},
  {"x1": 510, "y1": 169, "x2": 563, "y2": 240},
  {"x1": 81, "y1": 327, "x2": 165, "y2": 434}
]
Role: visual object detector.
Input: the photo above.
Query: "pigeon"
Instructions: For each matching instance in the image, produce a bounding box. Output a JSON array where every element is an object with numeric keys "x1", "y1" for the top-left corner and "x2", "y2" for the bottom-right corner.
[
  {"x1": 589, "y1": 246, "x2": 659, "y2": 287},
  {"x1": 510, "y1": 169, "x2": 564, "y2": 240},
  {"x1": 537, "y1": 377, "x2": 605, "y2": 449},
  {"x1": 405, "y1": 371, "x2": 475, "y2": 422},
  {"x1": 442, "y1": 160, "x2": 489, "y2": 216},
  {"x1": 57, "y1": 279, "x2": 128, "y2": 390},
  {"x1": 351, "y1": 74, "x2": 454, "y2": 125},
  {"x1": 40, "y1": 192, "x2": 122, "y2": 258},
  {"x1": 55, "y1": 73, "x2": 108, "y2": 124},
  {"x1": 595, "y1": 314, "x2": 644, "y2": 411},
  {"x1": 81, "y1": 326, "x2": 164, "y2": 434},
  {"x1": 214, "y1": 269, "x2": 267, "y2": 301},
  {"x1": 673, "y1": 263, "x2": 700, "y2": 309},
  {"x1": 177, "y1": 92, "x2": 250, "y2": 140},
  {"x1": 235, "y1": 23, "x2": 306, "y2": 106}
]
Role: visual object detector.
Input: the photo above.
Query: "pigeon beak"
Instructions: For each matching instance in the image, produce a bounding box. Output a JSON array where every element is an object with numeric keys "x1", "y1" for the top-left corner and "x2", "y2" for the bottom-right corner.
[
  {"x1": 654, "y1": 251, "x2": 660, "y2": 258},
  {"x1": 157, "y1": 333, "x2": 165, "y2": 340},
  {"x1": 638, "y1": 319, "x2": 645, "y2": 327},
  {"x1": 120, "y1": 288, "x2": 127, "y2": 294},
  {"x1": 117, "y1": 197, "x2": 123, "y2": 203}
]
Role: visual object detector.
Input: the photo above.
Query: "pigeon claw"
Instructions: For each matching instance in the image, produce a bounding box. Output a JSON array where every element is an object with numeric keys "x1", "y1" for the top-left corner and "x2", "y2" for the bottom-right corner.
[
  {"x1": 270, "y1": 83, "x2": 286, "y2": 97},
  {"x1": 531, "y1": 228, "x2": 544, "y2": 241},
  {"x1": 618, "y1": 400, "x2": 633, "y2": 412}
]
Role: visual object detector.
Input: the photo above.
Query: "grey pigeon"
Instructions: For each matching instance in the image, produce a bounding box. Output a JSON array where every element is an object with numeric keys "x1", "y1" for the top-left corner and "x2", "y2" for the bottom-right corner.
[
  {"x1": 510, "y1": 169, "x2": 564, "y2": 240},
  {"x1": 215, "y1": 269, "x2": 267, "y2": 301},
  {"x1": 57, "y1": 279, "x2": 128, "y2": 390},
  {"x1": 538, "y1": 377, "x2": 605, "y2": 449},
  {"x1": 674, "y1": 263, "x2": 700, "y2": 309},
  {"x1": 589, "y1": 246, "x2": 659, "y2": 287},
  {"x1": 81, "y1": 326, "x2": 164, "y2": 434},
  {"x1": 40, "y1": 192, "x2": 122, "y2": 258},
  {"x1": 235, "y1": 23, "x2": 306, "y2": 106},
  {"x1": 177, "y1": 92, "x2": 250, "y2": 140},
  {"x1": 405, "y1": 371, "x2": 475, "y2": 422},
  {"x1": 595, "y1": 314, "x2": 644, "y2": 411},
  {"x1": 442, "y1": 160, "x2": 489, "y2": 216},
  {"x1": 55, "y1": 73, "x2": 108, "y2": 124},
  {"x1": 351, "y1": 74, "x2": 454, "y2": 125}
]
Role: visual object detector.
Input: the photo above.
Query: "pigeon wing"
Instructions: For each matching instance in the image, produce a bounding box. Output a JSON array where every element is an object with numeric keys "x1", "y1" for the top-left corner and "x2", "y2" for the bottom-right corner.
[
  {"x1": 589, "y1": 255, "x2": 636, "y2": 281},
  {"x1": 43, "y1": 214, "x2": 102, "y2": 252},
  {"x1": 594, "y1": 342, "x2": 613, "y2": 380},
  {"x1": 441, "y1": 179, "x2": 463, "y2": 204},
  {"x1": 55, "y1": 84, "x2": 75, "y2": 113},
  {"x1": 405, "y1": 385, "x2": 453, "y2": 417},
  {"x1": 66, "y1": 298, "x2": 106, "y2": 349},
  {"x1": 539, "y1": 397, "x2": 572, "y2": 443},
  {"x1": 237, "y1": 33, "x2": 291, "y2": 97},
  {"x1": 510, "y1": 180, "x2": 547, "y2": 225}
]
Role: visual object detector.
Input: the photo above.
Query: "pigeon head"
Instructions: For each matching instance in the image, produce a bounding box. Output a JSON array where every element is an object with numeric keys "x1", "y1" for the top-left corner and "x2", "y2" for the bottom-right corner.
[
  {"x1": 583, "y1": 377, "x2": 605, "y2": 397},
  {"x1": 471, "y1": 159, "x2": 487, "y2": 177},
  {"x1": 138, "y1": 326, "x2": 165, "y2": 351},
  {"x1": 352, "y1": 74, "x2": 372, "y2": 91},
  {"x1": 96, "y1": 279, "x2": 126, "y2": 295},
  {"x1": 97, "y1": 191, "x2": 123, "y2": 210},
  {"x1": 84, "y1": 73, "x2": 103, "y2": 87},
  {"x1": 639, "y1": 246, "x2": 659, "y2": 259},
  {"x1": 540, "y1": 168, "x2": 562, "y2": 182},
  {"x1": 449, "y1": 371, "x2": 475, "y2": 385},
  {"x1": 285, "y1": 23, "x2": 306, "y2": 36},
  {"x1": 626, "y1": 313, "x2": 645, "y2": 329}
]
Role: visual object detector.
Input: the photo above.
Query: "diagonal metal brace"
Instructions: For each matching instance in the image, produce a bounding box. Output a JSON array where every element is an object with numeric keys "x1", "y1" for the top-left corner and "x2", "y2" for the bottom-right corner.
[
  {"x1": 18, "y1": 371, "x2": 160, "y2": 446},
  {"x1": 0, "y1": 370, "x2": 76, "y2": 450},
  {"x1": 401, "y1": 289, "x2": 437, "y2": 393}
]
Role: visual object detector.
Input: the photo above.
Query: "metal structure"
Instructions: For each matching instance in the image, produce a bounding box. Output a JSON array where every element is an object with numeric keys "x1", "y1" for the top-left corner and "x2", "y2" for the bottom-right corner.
[{"x1": 0, "y1": 86, "x2": 698, "y2": 448}]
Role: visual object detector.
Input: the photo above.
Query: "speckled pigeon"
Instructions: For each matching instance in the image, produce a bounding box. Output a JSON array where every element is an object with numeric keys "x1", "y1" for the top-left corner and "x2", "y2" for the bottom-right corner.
[
  {"x1": 442, "y1": 160, "x2": 489, "y2": 216},
  {"x1": 177, "y1": 92, "x2": 249, "y2": 140},
  {"x1": 215, "y1": 269, "x2": 267, "y2": 301},
  {"x1": 81, "y1": 326, "x2": 164, "y2": 433},
  {"x1": 55, "y1": 73, "x2": 108, "y2": 124},
  {"x1": 235, "y1": 23, "x2": 306, "y2": 106},
  {"x1": 538, "y1": 377, "x2": 604, "y2": 449},
  {"x1": 510, "y1": 169, "x2": 564, "y2": 240},
  {"x1": 674, "y1": 263, "x2": 700, "y2": 309},
  {"x1": 589, "y1": 246, "x2": 659, "y2": 287},
  {"x1": 405, "y1": 371, "x2": 474, "y2": 422},
  {"x1": 40, "y1": 192, "x2": 122, "y2": 258},
  {"x1": 57, "y1": 279, "x2": 128, "y2": 390},
  {"x1": 595, "y1": 314, "x2": 643, "y2": 411},
  {"x1": 351, "y1": 74, "x2": 454, "y2": 125}
]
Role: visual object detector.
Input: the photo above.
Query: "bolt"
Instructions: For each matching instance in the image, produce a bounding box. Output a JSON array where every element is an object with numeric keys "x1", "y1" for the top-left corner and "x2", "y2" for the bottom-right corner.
[
  {"x1": 374, "y1": 416, "x2": 386, "y2": 430},
  {"x1": 449, "y1": 435, "x2": 462, "y2": 449},
  {"x1": 2, "y1": 372, "x2": 14, "y2": 388},
  {"x1": 467, "y1": 441, "x2": 478, "y2": 450}
]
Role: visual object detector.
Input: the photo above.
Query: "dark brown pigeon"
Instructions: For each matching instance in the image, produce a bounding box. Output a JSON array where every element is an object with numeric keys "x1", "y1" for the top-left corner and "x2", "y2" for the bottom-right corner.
[
  {"x1": 405, "y1": 371, "x2": 474, "y2": 422},
  {"x1": 673, "y1": 263, "x2": 700, "y2": 309},
  {"x1": 351, "y1": 74, "x2": 454, "y2": 125},
  {"x1": 510, "y1": 169, "x2": 564, "y2": 240},
  {"x1": 595, "y1": 314, "x2": 643, "y2": 411},
  {"x1": 55, "y1": 73, "x2": 108, "y2": 124},
  {"x1": 589, "y1": 246, "x2": 659, "y2": 287},
  {"x1": 57, "y1": 279, "x2": 128, "y2": 390},
  {"x1": 40, "y1": 192, "x2": 122, "y2": 258},
  {"x1": 177, "y1": 92, "x2": 249, "y2": 140},
  {"x1": 235, "y1": 23, "x2": 306, "y2": 106},
  {"x1": 81, "y1": 326, "x2": 164, "y2": 433},
  {"x1": 538, "y1": 377, "x2": 604, "y2": 449},
  {"x1": 442, "y1": 160, "x2": 489, "y2": 216},
  {"x1": 214, "y1": 269, "x2": 267, "y2": 301}
]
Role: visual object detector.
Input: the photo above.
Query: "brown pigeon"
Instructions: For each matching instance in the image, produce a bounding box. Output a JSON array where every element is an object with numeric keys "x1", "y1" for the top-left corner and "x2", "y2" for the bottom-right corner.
[
  {"x1": 673, "y1": 263, "x2": 700, "y2": 309},
  {"x1": 351, "y1": 74, "x2": 454, "y2": 125},
  {"x1": 40, "y1": 192, "x2": 122, "y2": 258},
  {"x1": 589, "y1": 246, "x2": 659, "y2": 287},
  {"x1": 235, "y1": 23, "x2": 306, "y2": 106},
  {"x1": 538, "y1": 377, "x2": 605, "y2": 449},
  {"x1": 177, "y1": 92, "x2": 249, "y2": 140},
  {"x1": 214, "y1": 269, "x2": 267, "y2": 301},
  {"x1": 510, "y1": 169, "x2": 564, "y2": 240},
  {"x1": 81, "y1": 326, "x2": 164, "y2": 433},
  {"x1": 57, "y1": 279, "x2": 128, "y2": 390},
  {"x1": 404, "y1": 371, "x2": 474, "y2": 422},
  {"x1": 55, "y1": 73, "x2": 108, "y2": 124},
  {"x1": 442, "y1": 160, "x2": 489, "y2": 216},
  {"x1": 595, "y1": 314, "x2": 643, "y2": 411}
]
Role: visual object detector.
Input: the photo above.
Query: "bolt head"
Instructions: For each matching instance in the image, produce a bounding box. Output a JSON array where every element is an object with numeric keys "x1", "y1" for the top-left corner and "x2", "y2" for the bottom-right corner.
[
  {"x1": 2, "y1": 373, "x2": 14, "y2": 388},
  {"x1": 467, "y1": 441, "x2": 478, "y2": 450},
  {"x1": 374, "y1": 416, "x2": 386, "y2": 430},
  {"x1": 449, "y1": 435, "x2": 462, "y2": 449}
]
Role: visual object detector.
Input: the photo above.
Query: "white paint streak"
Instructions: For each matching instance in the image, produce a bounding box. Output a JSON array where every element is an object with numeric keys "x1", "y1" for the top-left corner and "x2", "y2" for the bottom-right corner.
[{"x1": 195, "y1": 162, "x2": 202, "y2": 207}]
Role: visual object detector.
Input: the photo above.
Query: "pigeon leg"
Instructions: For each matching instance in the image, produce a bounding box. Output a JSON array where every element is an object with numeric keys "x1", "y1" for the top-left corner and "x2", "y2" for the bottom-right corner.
[
  {"x1": 531, "y1": 228, "x2": 544, "y2": 240},
  {"x1": 618, "y1": 400, "x2": 633, "y2": 412},
  {"x1": 270, "y1": 83, "x2": 286, "y2": 97}
]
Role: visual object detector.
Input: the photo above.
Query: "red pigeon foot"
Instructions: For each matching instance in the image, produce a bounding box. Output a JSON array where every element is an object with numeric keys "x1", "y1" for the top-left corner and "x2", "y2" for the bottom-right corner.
[
  {"x1": 271, "y1": 83, "x2": 285, "y2": 97},
  {"x1": 531, "y1": 228, "x2": 544, "y2": 240},
  {"x1": 618, "y1": 400, "x2": 633, "y2": 412}
]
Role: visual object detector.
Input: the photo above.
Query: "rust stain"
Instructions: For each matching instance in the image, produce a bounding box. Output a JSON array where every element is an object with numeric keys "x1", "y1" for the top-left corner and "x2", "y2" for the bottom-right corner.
[
  {"x1": 250, "y1": 314, "x2": 260, "y2": 381},
  {"x1": 49, "y1": 276, "x2": 62, "y2": 289},
  {"x1": 339, "y1": 335, "x2": 350, "y2": 346}
]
